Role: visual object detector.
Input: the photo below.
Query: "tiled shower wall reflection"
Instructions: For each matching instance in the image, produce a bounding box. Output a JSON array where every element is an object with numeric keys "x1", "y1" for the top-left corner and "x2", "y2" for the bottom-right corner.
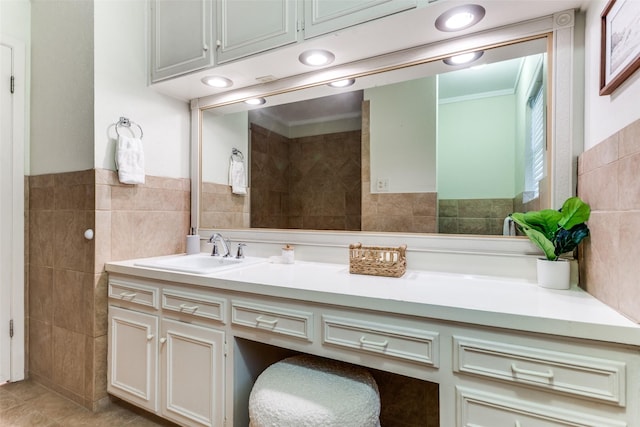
[
  {"x1": 578, "y1": 118, "x2": 640, "y2": 323},
  {"x1": 27, "y1": 169, "x2": 190, "y2": 410},
  {"x1": 438, "y1": 199, "x2": 514, "y2": 235},
  {"x1": 200, "y1": 181, "x2": 250, "y2": 229},
  {"x1": 251, "y1": 123, "x2": 362, "y2": 230}
]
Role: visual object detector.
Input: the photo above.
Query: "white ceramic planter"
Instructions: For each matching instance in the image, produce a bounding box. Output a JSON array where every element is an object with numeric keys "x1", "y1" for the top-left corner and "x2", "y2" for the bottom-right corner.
[{"x1": 536, "y1": 258, "x2": 571, "y2": 289}]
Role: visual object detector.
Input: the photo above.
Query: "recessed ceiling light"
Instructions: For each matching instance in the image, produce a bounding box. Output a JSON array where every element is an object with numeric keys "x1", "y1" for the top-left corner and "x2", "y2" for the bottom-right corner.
[
  {"x1": 435, "y1": 4, "x2": 486, "y2": 32},
  {"x1": 328, "y1": 78, "x2": 355, "y2": 88},
  {"x1": 244, "y1": 98, "x2": 266, "y2": 106},
  {"x1": 201, "y1": 76, "x2": 233, "y2": 88},
  {"x1": 443, "y1": 51, "x2": 484, "y2": 66},
  {"x1": 299, "y1": 49, "x2": 335, "y2": 66}
]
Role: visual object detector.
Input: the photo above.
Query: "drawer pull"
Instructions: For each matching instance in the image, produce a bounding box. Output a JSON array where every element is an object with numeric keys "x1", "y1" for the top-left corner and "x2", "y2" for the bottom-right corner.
[
  {"x1": 120, "y1": 291, "x2": 137, "y2": 298},
  {"x1": 359, "y1": 336, "x2": 389, "y2": 348},
  {"x1": 179, "y1": 303, "x2": 199, "y2": 311},
  {"x1": 146, "y1": 334, "x2": 154, "y2": 341},
  {"x1": 160, "y1": 337, "x2": 167, "y2": 344},
  {"x1": 511, "y1": 363, "x2": 554, "y2": 379},
  {"x1": 256, "y1": 316, "x2": 278, "y2": 326}
]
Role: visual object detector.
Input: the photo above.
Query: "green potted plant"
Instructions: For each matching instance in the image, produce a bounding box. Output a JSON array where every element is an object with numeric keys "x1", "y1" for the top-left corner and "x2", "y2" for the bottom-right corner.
[{"x1": 509, "y1": 196, "x2": 590, "y2": 289}]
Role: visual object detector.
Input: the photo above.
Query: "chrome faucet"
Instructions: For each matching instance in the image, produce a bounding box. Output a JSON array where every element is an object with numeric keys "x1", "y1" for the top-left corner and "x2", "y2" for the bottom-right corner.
[{"x1": 208, "y1": 233, "x2": 231, "y2": 257}]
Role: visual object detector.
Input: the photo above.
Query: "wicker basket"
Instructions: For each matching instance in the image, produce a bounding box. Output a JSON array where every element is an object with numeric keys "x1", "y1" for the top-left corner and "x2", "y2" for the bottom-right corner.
[{"x1": 349, "y1": 243, "x2": 407, "y2": 278}]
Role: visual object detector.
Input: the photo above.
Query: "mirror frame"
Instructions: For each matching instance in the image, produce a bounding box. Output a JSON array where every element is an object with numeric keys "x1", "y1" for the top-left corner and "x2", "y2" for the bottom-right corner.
[{"x1": 190, "y1": 10, "x2": 580, "y2": 256}]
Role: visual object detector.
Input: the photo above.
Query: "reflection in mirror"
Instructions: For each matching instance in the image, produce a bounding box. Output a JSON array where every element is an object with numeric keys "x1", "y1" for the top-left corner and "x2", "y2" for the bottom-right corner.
[{"x1": 200, "y1": 37, "x2": 549, "y2": 236}]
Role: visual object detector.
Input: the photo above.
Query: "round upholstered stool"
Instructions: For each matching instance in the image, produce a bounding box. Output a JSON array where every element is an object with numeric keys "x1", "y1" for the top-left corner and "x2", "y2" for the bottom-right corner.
[{"x1": 249, "y1": 355, "x2": 381, "y2": 427}]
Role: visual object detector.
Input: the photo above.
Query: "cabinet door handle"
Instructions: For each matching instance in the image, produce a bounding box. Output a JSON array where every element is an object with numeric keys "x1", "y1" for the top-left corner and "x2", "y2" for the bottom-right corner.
[
  {"x1": 146, "y1": 334, "x2": 154, "y2": 341},
  {"x1": 160, "y1": 337, "x2": 167, "y2": 344},
  {"x1": 256, "y1": 316, "x2": 278, "y2": 326},
  {"x1": 515, "y1": 421, "x2": 522, "y2": 427},
  {"x1": 359, "y1": 336, "x2": 389, "y2": 348},
  {"x1": 511, "y1": 363, "x2": 554, "y2": 379},
  {"x1": 180, "y1": 303, "x2": 199, "y2": 311},
  {"x1": 120, "y1": 291, "x2": 137, "y2": 298}
]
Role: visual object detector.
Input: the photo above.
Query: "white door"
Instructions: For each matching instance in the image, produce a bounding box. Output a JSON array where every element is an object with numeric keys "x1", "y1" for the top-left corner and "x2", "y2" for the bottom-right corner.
[
  {"x1": 0, "y1": 37, "x2": 25, "y2": 384},
  {"x1": 0, "y1": 43, "x2": 13, "y2": 384}
]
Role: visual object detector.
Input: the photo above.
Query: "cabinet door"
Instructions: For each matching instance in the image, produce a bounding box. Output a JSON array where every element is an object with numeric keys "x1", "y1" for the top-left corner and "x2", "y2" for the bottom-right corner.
[
  {"x1": 216, "y1": 0, "x2": 298, "y2": 64},
  {"x1": 304, "y1": 0, "x2": 416, "y2": 39},
  {"x1": 150, "y1": 0, "x2": 214, "y2": 82},
  {"x1": 160, "y1": 318, "x2": 226, "y2": 427},
  {"x1": 108, "y1": 306, "x2": 159, "y2": 412}
]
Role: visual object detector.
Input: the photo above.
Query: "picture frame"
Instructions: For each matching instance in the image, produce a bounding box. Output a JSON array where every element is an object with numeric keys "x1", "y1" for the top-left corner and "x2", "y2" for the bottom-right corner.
[{"x1": 600, "y1": 0, "x2": 640, "y2": 95}]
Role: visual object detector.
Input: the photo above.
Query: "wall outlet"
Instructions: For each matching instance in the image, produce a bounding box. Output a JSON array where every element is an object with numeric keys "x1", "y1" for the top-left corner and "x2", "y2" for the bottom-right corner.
[{"x1": 376, "y1": 178, "x2": 389, "y2": 192}]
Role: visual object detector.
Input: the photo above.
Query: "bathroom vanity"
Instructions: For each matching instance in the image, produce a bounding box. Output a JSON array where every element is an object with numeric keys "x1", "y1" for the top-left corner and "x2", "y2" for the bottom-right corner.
[{"x1": 106, "y1": 255, "x2": 640, "y2": 427}]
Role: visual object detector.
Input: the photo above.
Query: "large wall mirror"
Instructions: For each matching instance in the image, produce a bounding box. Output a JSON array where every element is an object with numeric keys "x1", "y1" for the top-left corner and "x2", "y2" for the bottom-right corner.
[{"x1": 193, "y1": 12, "x2": 578, "y2": 249}]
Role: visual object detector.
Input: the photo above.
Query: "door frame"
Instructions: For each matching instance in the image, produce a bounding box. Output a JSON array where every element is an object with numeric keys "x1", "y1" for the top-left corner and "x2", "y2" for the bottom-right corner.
[{"x1": 0, "y1": 34, "x2": 26, "y2": 382}]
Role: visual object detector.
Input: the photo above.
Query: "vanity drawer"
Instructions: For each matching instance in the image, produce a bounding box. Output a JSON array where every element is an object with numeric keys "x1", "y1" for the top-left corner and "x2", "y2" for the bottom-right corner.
[
  {"x1": 457, "y1": 387, "x2": 626, "y2": 427},
  {"x1": 454, "y1": 336, "x2": 626, "y2": 406},
  {"x1": 231, "y1": 300, "x2": 314, "y2": 341},
  {"x1": 108, "y1": 279, "x2": 159, "y2": 309},
  {"x1": 322, "y1": 315, "x2": 439, "y2": 367},
  {"x1": 162, "y1": 290, "x2": 226, "y2": 324}
]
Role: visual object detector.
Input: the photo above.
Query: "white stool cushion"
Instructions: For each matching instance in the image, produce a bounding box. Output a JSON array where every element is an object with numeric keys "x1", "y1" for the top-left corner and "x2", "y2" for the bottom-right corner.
[{"x1": 249, "y1": 355, "x2": 381, "y2": 427}]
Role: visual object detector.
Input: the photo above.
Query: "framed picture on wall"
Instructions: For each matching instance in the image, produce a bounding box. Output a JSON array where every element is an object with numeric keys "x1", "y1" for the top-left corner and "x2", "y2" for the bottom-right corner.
[{"x1": 600, "y1": 0, "x2": 640, "y2": 95}]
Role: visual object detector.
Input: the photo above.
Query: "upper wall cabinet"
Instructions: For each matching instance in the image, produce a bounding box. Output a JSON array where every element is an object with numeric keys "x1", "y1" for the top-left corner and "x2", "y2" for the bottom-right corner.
[
  {"x1": 303, "y1": 0, "x2": 416, "y2": 39},
  {"x1": 216, "y1": 0, "x2": 299, "y2": 64},
  {"x1": 149, "y1": 0, "x2": 418, "y2": 83},
  {"x1": 150, "y1": 0, "x2": 214, "y2": 82}
]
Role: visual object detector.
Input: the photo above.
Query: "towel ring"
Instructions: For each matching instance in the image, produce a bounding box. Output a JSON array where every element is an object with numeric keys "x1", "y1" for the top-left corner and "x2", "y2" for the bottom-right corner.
[{"x1": 115, "y1": 116, "x2": 144, "y2": 139}]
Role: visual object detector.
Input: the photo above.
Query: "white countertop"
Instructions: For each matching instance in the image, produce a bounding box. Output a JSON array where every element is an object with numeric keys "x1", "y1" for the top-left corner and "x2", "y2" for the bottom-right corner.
[{"x1": 106, "y1": 255, "x2": 640, "y2": 346}]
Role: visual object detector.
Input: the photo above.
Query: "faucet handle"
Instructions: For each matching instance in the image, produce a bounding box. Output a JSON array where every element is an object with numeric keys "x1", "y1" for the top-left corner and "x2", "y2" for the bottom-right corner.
[{"x1": 236, "y1": 243, "x2": 247, "y2": 259}]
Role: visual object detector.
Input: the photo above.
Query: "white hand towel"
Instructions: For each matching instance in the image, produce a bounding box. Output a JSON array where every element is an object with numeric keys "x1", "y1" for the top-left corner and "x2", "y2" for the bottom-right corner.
[
  {"x1": 229, "y1": 157, "x2": 247, "y2": 195},
  {"x1": 116, "y1": 135, "x2": 145, "y2": 185}
]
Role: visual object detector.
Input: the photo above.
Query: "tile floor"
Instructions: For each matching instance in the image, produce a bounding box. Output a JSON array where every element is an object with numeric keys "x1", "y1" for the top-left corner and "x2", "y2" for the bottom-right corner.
[{"x1": 0, "y1": 380, "x2": 176, "y2": 426}]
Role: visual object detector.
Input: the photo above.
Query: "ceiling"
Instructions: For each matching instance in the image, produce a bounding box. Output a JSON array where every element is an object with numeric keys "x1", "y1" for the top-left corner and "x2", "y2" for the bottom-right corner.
[
  {"x1": 154, "y1": 0, "x2": 585, "y2": 102},
  {"x1": 245, "y1": 54, "x2": 531, "y2": 126}
]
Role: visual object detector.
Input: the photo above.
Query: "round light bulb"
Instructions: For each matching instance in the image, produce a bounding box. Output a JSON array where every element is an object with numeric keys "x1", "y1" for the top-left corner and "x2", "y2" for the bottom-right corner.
[
  {"x1": 244, "y1": 98, "x2": 266, "y2": 105},
  {"x1": 299, "y1": 50, "x2": 335, "y2": 67},
  {"x1": 201, "y1": 76, "x2": 233, "y2": 88},
  {"x1": 328, "y1": 78, "x2": 355, "y2": 88},
  {"x1": 445, "y1": 12, "x2": 474, "y2": 30}
]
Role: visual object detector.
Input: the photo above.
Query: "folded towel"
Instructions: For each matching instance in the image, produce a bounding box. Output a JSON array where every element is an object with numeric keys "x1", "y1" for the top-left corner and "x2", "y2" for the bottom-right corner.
[
  {"x1": 116, "y1": 135, "x2": 145, "y2": 185},
  {"x1": 229, "y1": 157, "x2": 247, "y2": 195}
]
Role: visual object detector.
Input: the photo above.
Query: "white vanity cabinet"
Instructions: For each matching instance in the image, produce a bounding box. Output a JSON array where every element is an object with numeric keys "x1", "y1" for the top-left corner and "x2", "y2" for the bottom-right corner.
[
  {"x1": 302, "y1": 0, "x2": 416, "y2": 39},
  {"x1": 108, "y1": 305, "x2": 159, "y2": 412},
  {"x1": 108, "y1": 278, "x2": 226, "y2": 427},
  {"x1": 149, "y1": 0, "x2": 214, "y2": 82},
  {"x1": 216, "y1": 0, "x2": 299, "y2": 64},
  {"x1": 450, "y1": 328, "x2": 635, "y2": 427},
  {"x1": 106, "y1": 261, "x2": 640, "y2": 427}
]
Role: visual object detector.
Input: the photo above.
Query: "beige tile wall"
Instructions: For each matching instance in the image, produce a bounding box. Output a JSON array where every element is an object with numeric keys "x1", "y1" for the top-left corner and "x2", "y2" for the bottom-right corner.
[
  {"x1": 578, "y1": 118, "x2": 640, "y2": 323},
  {"x1": 199, "y1": 181, "x2": 250, "y2": 229},
  {"x1": 361, "y1": 101, "x2": 437, "y2": 233},
  {"x1": 250, "y1": 123, "x2": 362, "y2": 230},
  {"x1": 438, "y1": 198, "x2": 514, "y2": 235},
  {"x1": 27, "y1": 169, "x2": 190, "y2": 410}
]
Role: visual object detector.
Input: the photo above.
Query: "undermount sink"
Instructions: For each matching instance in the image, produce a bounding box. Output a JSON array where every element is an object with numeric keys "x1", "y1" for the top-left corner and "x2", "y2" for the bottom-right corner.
[{"x1": 134, "y1": 253, "x2": 264, "y2": 274}]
